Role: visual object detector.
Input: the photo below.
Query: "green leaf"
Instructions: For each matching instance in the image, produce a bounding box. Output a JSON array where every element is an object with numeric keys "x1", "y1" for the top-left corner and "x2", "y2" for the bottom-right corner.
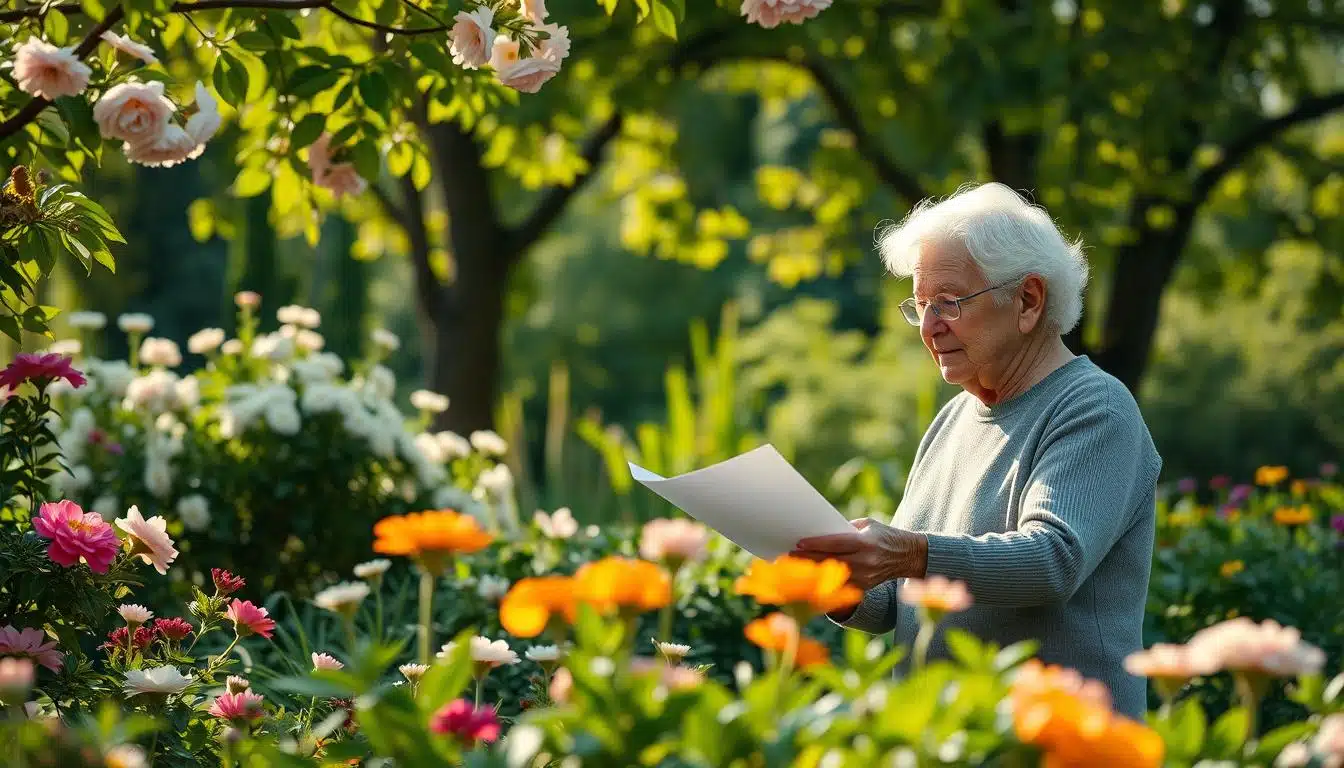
[
  {"x1": 212, "y1": 51, "x2": 249, "y2": 105},
  {"x1": 329, "y1": 122, "x2": 360, "y2": 149},
  {"x1": 387, "y1": 142, "x2": 414, "y2": 177},
  {"x1": 1206, "y1": 707, "x2": 1249, "y2": 759},
  {"x1": 349, "y1": 140, "x2": 380, "y2": 182},
  {"x1": 263, "y1": 13, "x2": 302, "y2": 40},
  {"x1": 290, "y1": 114, "x2": 326, "y2": 150},
  {"x1": 992, "y1": 640, "x2": 1039, "y2": 672},
  {"x1": 1166, "y1": 698, "x2": 1206, "y2": 760},
  {"x1": 19, "y1": 305, "x2": 59, "y2": 333},
  {"x1": 358, "y1": 70, "x2": 390, "y2": 112},
  {"x1": 266, "y1": 674, "x2": 355, "y2": 698},
  {"x1": 43, "y1": 10, "x2": 70, "y2": 44},
  {"x1": 417, "y1": 629, "x2": 474, "y2": 713},
  {"x1": 35, "y1": 109, "x2": 69, "y2": 144},
  {"x1": 286, "y1": 66, "x2": 343, "y2": 99},
  {"x1": 662, "y1": 0, "x2": 685, "y2": 19},
  {"x1": 944, "y1": 629, "x2": 987, "y2": 669},
  {"x1": 1253, "y1": 722, "x2": 1314, "y2": 762},
  {"x1": 0, "y1": 314, "x2": 21, "y2": 344},
  {"x1": 232, "y1": 30, "x2": 278, "y2": 51},
  {"x1": 650, "y1": 0, "x2": 678, "y2": 39},
  {"x1": 233, "y1": 167, "x2": 273, "y2": 198}
]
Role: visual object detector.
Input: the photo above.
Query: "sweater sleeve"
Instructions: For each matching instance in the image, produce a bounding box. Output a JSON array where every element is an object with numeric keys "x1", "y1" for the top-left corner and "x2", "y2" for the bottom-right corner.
[
  {"x1": 922, "y1": 387, "x2": 1159, "y2": 607},
  {"x1": 829, "y1": 578, "x2": 900, "y2": 635}
]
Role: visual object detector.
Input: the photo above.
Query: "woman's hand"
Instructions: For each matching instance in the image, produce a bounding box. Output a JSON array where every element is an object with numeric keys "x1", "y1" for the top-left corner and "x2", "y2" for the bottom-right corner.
[{"x1": 790, "y1": 518, "x2": 929, "y2": 591}]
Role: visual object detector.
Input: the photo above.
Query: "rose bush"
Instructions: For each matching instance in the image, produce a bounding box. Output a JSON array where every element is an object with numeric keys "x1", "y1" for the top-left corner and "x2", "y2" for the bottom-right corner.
[{"x1": 30, "y1": 294, "x2": 519, "y2": 595}]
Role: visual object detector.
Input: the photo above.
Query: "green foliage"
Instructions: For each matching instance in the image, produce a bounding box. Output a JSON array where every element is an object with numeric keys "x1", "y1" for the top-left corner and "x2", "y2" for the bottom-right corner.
[{"x1": 0, "y1": 166, "x2": 120, "y2": 343}]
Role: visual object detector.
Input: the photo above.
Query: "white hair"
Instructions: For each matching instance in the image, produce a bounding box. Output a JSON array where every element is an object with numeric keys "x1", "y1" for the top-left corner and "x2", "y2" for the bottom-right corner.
[{"x1": 876, "y1": 182, "x2": 1089, "y2": 335}]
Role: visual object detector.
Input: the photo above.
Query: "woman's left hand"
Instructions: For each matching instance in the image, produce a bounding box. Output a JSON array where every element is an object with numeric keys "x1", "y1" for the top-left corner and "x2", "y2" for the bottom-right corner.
[{"x1": 791, "y1": 518, "x2": 929, "y2": 591}]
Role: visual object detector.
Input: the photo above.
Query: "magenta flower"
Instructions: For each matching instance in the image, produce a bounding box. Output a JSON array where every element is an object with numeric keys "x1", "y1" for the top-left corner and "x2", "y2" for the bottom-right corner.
[
  {"x1": 207, "y1": 690, "x2": 265, "y2": 723},
  {"x1": 0, "y1": 625, "x2": 63, "y2": 673},
  {"x1": 211, "y1": 568, "x2": 245, "y2": 595},
  {"x1": 1229, "y1": 484, "x2": 1254, "y2": 504},
  {"x1": 0, "y1": 353, "x2": 86, "y2": 392},
  {"x1": 1331, "y1": 514, "x2": 1344, "y2": 535},
  {"x1": 31, "y1": 500, "x2": 121, "y2": 573},
  {"x1": 429, "y1": 699, "x2": 500, "y2": 746},
  {"x1": 225, "y1": 600, "x2": 275, "y2": 639},
  {"x1": 1176, "y1": 477, "x2": 1198, "y2": 495},
  {"x1": 153, "y1": 618, "x2": 193, "y2": 642},
  {"x1": 1209, "y1": 475, "x2": 1231, "y2": 490}
]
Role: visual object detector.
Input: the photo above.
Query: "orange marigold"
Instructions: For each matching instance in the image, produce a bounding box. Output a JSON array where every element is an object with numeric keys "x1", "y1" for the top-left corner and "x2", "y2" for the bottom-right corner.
[
  {"x1": 1273, "y1": 505, "x2": 1314, "y2": 526},
  {"x1": 1255, "y1": 465, "x2": 1289, "y2": 486},
  {"x1": 499, "y1": 576, "x2": 577, "y2": 638},
  {"x1": 573, "y1": 557, "x2": 671, "y2": 616},
  {"x1": 372, "y1": 510, "x2": 492, "y2": 574},
  {"x1": 744, "y1": 612, "x2": 829, "y2": 669},
  {"x1": 1011, "y1": 660, "x2": 1163, "y2": 768},
  {"x1": 734, "y1": 555, "x2": 862, "y2": 620}
]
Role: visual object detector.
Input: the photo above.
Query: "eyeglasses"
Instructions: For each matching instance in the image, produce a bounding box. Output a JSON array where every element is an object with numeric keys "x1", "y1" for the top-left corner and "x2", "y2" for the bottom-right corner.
[{"x1": 899, "y1": 282, "x2": 1012, "y2": 326}]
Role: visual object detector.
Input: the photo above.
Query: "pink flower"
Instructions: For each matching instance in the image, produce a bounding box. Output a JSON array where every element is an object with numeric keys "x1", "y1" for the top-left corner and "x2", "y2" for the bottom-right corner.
[
  {"x1": 306, "y1": 133, "x2": 367, "y2": 198},
  {"x1": 639, "y1": 518, "x2": 709, "y2": 566},
  {"x1": 899, "y1": 575, "x2": 973, "y2": 614},
  {"x1": 212, "y1": 568, "x2": 245, "y2": 595},
  {"x1": 1123, "y1": 643, "x2": 1216, "y2": 680},
  {"x1": 0, "y1": 657, "x2": 36, "y2": 699},
  {"x1": 207, "y1": 690, "x2": 265, "y2": 723},
  {"x1": 519, "y1": 0, "x2": 546, "y2": 23},
  {"x1": 184, "y1": 81, "x2": 221, "y2": 145},
  {"x1": 449, "y1": 6, "x2": 496, "y2": 69},
  {"x1": 123, "y1": 124, "x2": 201, "y2": 168},
  {"x1": 0, "y1": 625, "x2": 63, "y2": 673},
  {"x1": 1313, "y1": 713, "x2": 1344, "y2": 763},
  {"x1": 537, "y1": 22, "x2": 570, "y2": 64},
  {"x1": 429, "y1": 699, "x2": 501, "y2": 745},
  {"x1": 225, "y1": 600, "x2": 275, "y2": 639},
  {"x1": 0, "y1": 353, "x2": 86, "y2": 391},
  {"x1": 115, "y1": 505, "x2": 178, "y2": 575},
  {"x1": 1209, "y1": 475, "x2": 1231, "y2": 490},
  {"x1": 311, "y1": 652, "x2": 344, "y2": 671},
  {"x1": 1176, "y1": 477, "x2": 1198, "y2": 495},
  {"x1": 1323, "y1": 462, "x2": 1339, "y2": 479},
  {"x1": 11, "y1": 39, "x2": 91, "y2": 100},
  {"x1": 1186, "y1": 617, "x2": 1325, "y2": 677},
  {"x1": 153, "y1": 618, "x2": 193, "y2": 642},
  {"x1": 31, "y1": 500, "x2": 120, "y2": 573},
  {"x1": 740, "y1": 0, "x2": 831, "y2": 28},
  {"x1": 489, "y1": 38, "x2": 560, "y2": 94},
  {"x1": 99, "y1": 31, "x2": 158, "y2": 65},
  {"x1": 92, "y1": 80, "x2": 175, "y2": 145}
]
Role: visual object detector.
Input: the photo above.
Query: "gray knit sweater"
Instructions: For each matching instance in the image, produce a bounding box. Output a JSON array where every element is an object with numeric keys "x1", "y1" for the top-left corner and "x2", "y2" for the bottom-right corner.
[{"x1": 839, "y1": 356, "x2": 1160, "y2": 718}]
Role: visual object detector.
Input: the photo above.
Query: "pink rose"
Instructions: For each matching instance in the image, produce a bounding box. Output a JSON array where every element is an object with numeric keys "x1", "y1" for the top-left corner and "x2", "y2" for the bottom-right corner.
[
  {"x1": 123, "y1": 124, "x2": 200, "y2": 168},
  {"x1": 740, "y1": 0, "x2": 832, "y2": 28},
  {"x1": 93, "y1": 80, "x2": 175, "y2": 145},
  {"x1": 306, "y1": 133, "x2": 368, "y2": 198},
  {"x1": 12, "y1": 39, "x2": 91, "y2": 100},
  {"x1": 449, "y1": 6, "x2": 496, "y2": 70},
  {"x1": 489, "y1": 39, "x2": 560, "y2": 94}
]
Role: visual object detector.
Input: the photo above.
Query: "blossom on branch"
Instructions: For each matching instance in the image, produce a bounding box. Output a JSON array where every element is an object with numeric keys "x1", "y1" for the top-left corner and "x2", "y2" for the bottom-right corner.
[
  {"x1": 99, "y1": 32, "x2": 158, "y2": 65},
  {"x1": 740, "y1": 0, "x2": 832, "y2": 28},
  {"x1": 11, "y1": 38, "x2": 91, "y2": 100},
  {"x1": 307, "y1": 133, "x2": 368, "y2": 198},
  {"x1": 449, "y1": 6, "x2": 496, "y2": 69}
]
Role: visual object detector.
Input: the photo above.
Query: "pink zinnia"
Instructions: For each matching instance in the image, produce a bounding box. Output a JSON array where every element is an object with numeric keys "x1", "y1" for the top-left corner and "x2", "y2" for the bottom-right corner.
[
  {"x1": 31, "y1": 500, "x2": 120, "y2": 573},
  {"x1": 429, "y1": 699, "x2": 501, "y2": 745},
  {"x1": 0, "y1": 353, "x2": 86, "y2": 392},
  {"x1": 207, "y1": 690, "x2": 265, "y2": 723},
  {"x1": 225, "y1": 599, "x2": 275, "y2": 639},
  {"x1": 0, "y1": 625, "x2": 63, "y2": 672}
]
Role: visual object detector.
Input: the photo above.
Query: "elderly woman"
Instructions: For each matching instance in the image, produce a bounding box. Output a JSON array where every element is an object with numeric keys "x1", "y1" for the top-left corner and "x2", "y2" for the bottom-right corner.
[{"x1": 794, "y1": 182, "x2": 1160, "y2": 719}]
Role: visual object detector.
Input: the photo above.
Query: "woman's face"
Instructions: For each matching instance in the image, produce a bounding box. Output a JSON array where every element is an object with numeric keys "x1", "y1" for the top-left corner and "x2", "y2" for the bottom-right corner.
[{"x1": 910, "y1": 244, "x2": 1019, "y2": 388}]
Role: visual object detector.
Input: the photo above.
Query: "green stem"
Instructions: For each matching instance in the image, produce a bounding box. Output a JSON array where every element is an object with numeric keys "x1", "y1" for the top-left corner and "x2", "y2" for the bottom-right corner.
[
  {"x1": 374, "y1": 586, "x2": 384, "y2": 643},
  {"x1": 417, "y1": 569, "x2": 434, "y2": 665},
  {"x1": 656, "y1": 603, "x2": 674, "y2": 649},
  {"x1": 343, "y1": 615, "x2": 356, "y2": 655},
  {"x1": 913, "y1": 621, "x2": 937, "y2": 672},
  {"x1": 474, "y1": 675, "x2": 484, "y2": 708},
  {"x1": 147, "y1": 731, "x2": 159, "y2": 763},
  {"x1": 1235, "y1": 673, "x2": 1265, "y2": 742},
  {"x1": 204, "y1": 635, "x2": 241, "y2": 681}
]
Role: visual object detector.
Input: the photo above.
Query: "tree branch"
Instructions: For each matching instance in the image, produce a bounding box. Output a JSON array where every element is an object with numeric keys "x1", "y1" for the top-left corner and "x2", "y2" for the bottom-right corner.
[
  {"x1": 1190, "y1": 89, "x2": 1344, "y2": 207},
  {"x1": 504, "y1": 24, "x2": 740, "y2": 257},
  {"x1": 0, "y1": 6, "x2": 124, "y2": 142},
  {"x1": 798, "y1": 56, "x2": 930, "y2": 206},
  {"x1": 0, "y1": 0, "x2": 447, "y2": 32}
]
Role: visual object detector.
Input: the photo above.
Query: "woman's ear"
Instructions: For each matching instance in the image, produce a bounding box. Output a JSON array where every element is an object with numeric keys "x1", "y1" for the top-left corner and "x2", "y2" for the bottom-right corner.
[{"x1": 1017, "y1": 274, "x2": 1048, "y2": 334}]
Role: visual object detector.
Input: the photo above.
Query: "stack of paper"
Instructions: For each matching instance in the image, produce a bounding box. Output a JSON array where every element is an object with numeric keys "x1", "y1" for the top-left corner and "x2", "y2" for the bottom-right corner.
[{"x1": 628, "y1": 444, "x2": 856, "y2": 561}]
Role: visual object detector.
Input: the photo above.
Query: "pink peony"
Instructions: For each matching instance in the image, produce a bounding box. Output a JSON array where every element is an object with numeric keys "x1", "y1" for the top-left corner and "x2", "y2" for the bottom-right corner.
[
  {"x1": 99, "y1": 31, "x2": 158, "y2": 65},
  {"x1": 123, "y1": 123, "x2": 201, "y2": 168},
  {"x1": 207, "y1": 690, "x2": 265, "y2": 723},
  {"x1": 489, "y1": 38, "x2": 560, "y2": 94},
  {"x1": 11, "y1": 38, "x2": 91, "y2": 100},
  {"x1": 639, "y1": 517, "x2": 710, "y2": 565},
  {"x1": 92, "y1": 80, "x2": 175, "y2": 145},
  {"x1": 740, "y1": 0, "x2": 831, "y2": 28},
  {"x1": 0, "y1": 625, "x2": 63, "y2": 673},
  {"x1": 115, "y1": 505, "x2": 178, "y2": 575},
  {"x1": 0, "y1": 353, "x2": 86, "y2": 391},
  {"x1": 225, "y1": 599, "x2": 275, "y2": 639},
  {"x1": 449, "y1": 6, "x2": 496, "y2": 69},
  {"x1": 306, "y1": 133, "x2": 367, "y2": 198},
  {"x1": 1186, "y1": 617, "x2": 1325, "y2": 677},
  {"x1": 32, "y1": 500, "x2": 120, "y2": 573},
  {"x1": 429, "y1": 699, "x2": 501, "y2": 745}
]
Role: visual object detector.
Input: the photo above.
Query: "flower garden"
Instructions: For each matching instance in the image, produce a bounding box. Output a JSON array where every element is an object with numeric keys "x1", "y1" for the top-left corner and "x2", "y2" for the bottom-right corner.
[{"x1": 0, "y1": 302, "x2": 1341, "y2": 768}]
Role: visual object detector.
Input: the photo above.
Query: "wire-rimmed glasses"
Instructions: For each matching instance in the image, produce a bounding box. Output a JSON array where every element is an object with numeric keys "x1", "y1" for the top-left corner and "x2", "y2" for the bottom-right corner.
[{"x1": 898, "y1": 282, "x2": 1012, "y2": 326}]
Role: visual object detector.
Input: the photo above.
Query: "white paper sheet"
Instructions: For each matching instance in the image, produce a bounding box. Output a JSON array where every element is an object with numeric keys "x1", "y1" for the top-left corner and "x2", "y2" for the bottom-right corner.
[{"x1": 628, "y1": 444, "x2": 856, "y2": 561}]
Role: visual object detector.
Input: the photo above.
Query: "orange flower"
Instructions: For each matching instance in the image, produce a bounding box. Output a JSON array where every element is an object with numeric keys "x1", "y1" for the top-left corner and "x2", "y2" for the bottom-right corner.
[
  {"x1": 1273, "y1": 505, "x2": 1314, "y2": 526},
  {"x1": 1255, "y1": 465, "x2": 1289, "y2": 486},
  {"x1": 499, "y1": 576, "x2": 576, "y2": 638},
  {"x1": 733, "y1": 555, "x2": 862, "y2": 620},
  {"x1": 744, "y1": 612, "x2": 829, "y2": 668},
  {"x1": 1011, "y1": 660, "x2": 1164, "y2": 768},
  {"x1": 572, "y1": 557, "x2": 671, "y2": 617},
  {"x1": 372, "y1": 510, "x2": 492, "y2": 574},
  {"x1": 1219, "y1": 560, "x2": 1244, "y2": 578}
]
